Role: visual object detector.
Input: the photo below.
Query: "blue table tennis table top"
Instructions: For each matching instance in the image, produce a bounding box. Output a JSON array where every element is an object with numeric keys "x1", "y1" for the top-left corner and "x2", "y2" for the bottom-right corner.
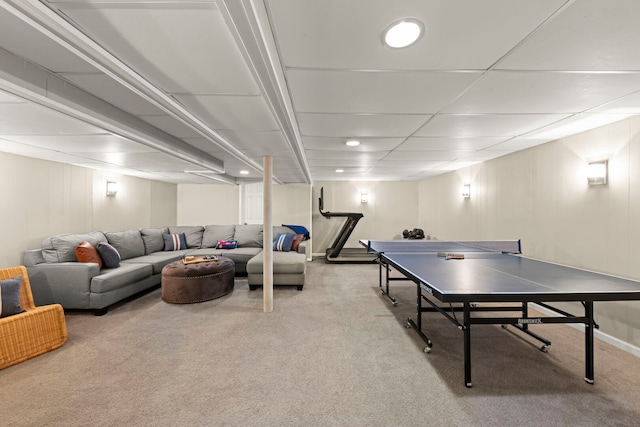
[{"x1": 362, "y1": 239, "x2": 640, "y2": 303}]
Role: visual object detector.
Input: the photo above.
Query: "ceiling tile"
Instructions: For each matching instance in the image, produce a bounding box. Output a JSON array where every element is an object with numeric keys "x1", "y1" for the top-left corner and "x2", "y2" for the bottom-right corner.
[
  {"x1": 287, "y1": 70, "x2": 481, "y2": 113},
  {"x1": 0, "y1": 8, "x2": 98, "y2": 73},
  {"x1": 57, "y1": 3, "x2": 259, "y2": 93},
  {"x1": 60, "y1": 73, "x2": 167, "y2": 116},
  {"x1": 269, "y1": 0, "x2": 566, "y2": 69},
  {"x1": 383, "y1": 150, "x2": 473, "y2": 162},
  {"x1": 415, "y1": 114, "x2": 570, "y2": 137},
  {"x1": 0, "y1": 102, "x2": 106, "y2": 134},
  {"x1": 175, "y1": 95, "x2": 279, "y2": 131},
  {"x1": 443, "y1": 71, "x2": 640, "y2": 114},
  {"x1": 0, "y1": 134, "x2": 154, "y2": 153},
  {"x1": 302, "y1": 136, "x2": 404, "y2": 151},
  {"x1": 398, "y1": 137, "x2": 506, "y2": 151},
  {"x1": 498, "y1": 0, "x2": 640, "y2": 71},
  {"x1": 298, "y1": 113, "x2": 429, "y2": 137}
]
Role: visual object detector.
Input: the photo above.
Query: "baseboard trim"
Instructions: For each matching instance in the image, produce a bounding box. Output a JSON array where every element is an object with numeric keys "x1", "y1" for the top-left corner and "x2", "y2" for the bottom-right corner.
[{"x1": 532, "y1": 303, "x2": 640, "y2": 359}]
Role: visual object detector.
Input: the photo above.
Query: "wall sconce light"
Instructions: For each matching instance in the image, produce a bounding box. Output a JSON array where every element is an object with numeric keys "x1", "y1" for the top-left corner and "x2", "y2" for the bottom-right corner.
[
  {"x1": 361, "y1": 192, "x2": 368, "y2": 203},
  {"x1": 587, "y1": 160, "x2": 607, "y2": 186},
  {"x1": 461, "y1": 184, "x2": 470, "y2": 198},
  {"x1": 106, "y1": 181, "x2": 119, "y2": 197}
]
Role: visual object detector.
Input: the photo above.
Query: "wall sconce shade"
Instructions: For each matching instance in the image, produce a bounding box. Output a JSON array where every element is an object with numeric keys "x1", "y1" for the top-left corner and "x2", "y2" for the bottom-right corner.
[
  {"x1": 587, "y1": 160, "x2": 607, "y2": 185},
  {"x1": 361, "y1": 192, "x2": 368, "y2": 203},
  {"x1": 106, "y1": 181, "x2": 119, "y2": 197},
  {"x1": 461, "y1": 184, "x2": 470, "y2": 198}
]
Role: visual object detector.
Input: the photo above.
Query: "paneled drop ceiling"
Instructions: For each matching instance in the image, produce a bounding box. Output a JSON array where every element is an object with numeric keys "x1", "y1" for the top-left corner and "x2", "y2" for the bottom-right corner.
[{"x1": 1, "y1": 0, "x2": 640, "y2": 184}]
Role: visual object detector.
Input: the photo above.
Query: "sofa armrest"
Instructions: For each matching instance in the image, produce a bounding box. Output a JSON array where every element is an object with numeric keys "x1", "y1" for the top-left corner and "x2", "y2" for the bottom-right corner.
[
  {"x1": 297, "y1": 240, "x2": 311, "y2": 260},
  {"x1": 26, "y1": 262, "x2": 100, "y2": 308}
]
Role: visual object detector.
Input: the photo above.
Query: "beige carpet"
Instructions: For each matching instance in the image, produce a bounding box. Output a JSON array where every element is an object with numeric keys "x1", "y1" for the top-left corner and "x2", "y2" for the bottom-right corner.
[{"x1": 1, "y1": 259, "x2": 639, "y2": 426}]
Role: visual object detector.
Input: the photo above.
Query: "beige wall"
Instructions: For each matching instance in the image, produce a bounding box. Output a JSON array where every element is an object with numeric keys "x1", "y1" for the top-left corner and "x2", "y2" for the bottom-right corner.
[
  {"x1": 0, "y1": 152, "x2": 177, "y2": 268},
  {"x1": 177, "y1": 183, "x2": 311, "y2": 228},
  {"x1": 418, "y1": 116, "x2": 640, "y2": 348},
  {"x1": 177, "y1": 184, "x2": 240, "y2": 225},
  {"x1": 312, "y1": 181, "x2": 420, "y2": 254}
]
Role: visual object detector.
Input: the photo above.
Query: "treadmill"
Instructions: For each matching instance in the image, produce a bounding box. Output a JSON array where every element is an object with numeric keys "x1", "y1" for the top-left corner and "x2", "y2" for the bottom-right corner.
[{"x1": 318, "y1": 187, "x2": 377, "y2": 263}]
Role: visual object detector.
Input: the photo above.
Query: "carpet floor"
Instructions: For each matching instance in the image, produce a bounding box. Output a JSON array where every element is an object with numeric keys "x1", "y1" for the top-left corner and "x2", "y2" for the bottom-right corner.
[{"x1": 1, "y1": 259, "x2": 639, "y2": 426}]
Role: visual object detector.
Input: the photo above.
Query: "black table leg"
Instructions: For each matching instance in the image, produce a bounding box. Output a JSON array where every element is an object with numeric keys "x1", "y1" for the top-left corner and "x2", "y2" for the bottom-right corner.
[
  {"x1": 585, "y1": 301, "x2": 595, "y2": 384},
  {"x1": 464, "y1": 302, "x2": 472, "y2": 388}
]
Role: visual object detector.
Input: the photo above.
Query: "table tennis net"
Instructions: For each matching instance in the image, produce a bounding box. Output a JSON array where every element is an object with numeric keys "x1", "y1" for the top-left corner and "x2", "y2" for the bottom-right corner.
[{"x1": 366, "y1": 239, "x2": 521, "y2": 254}]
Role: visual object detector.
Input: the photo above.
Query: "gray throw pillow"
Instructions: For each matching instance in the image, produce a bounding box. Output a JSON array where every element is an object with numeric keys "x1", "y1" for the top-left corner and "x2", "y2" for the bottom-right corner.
[
  {"x1": 96, "y1": 242, "x2": 121, "y2": 268},
  {"x1": 0, "y1": 276, "x2": 25, "y2": 318}
]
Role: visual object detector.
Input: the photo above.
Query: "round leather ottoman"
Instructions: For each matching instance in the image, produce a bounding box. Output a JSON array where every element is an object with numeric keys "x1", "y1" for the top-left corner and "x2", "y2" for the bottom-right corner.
[{"x1": 161, "y1": 257, "x2": 235, "y2": 303}]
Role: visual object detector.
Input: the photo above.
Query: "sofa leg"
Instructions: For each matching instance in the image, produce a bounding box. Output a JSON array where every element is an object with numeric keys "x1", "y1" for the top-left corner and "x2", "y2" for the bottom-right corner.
[
  {"x1": 94, "y1": 307, "x2": 108, "y2": 316},
  {"x1": 297, "y1": 285, "x2": 303, "y2": 291}
]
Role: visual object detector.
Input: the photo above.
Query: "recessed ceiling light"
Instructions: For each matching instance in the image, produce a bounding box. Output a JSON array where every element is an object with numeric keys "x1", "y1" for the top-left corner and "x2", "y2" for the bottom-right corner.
[
  {"x1": 345, "y1": 140, "x2": 360, "y2": 147},
  {"x1": 382, "y1": 18, "x2": 425, "y2": 48},
  {"x1": 239, "y1": 170, "x2": 249, "y2": 175},
  {"x1": 336, "y1": 169, "x2": 344, "y2": 173}
]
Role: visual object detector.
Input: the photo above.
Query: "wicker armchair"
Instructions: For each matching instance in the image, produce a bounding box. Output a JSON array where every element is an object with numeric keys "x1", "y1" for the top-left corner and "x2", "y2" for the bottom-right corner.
[{"x1": 1, "y1": 266, "x2": 67, "y2": 370}]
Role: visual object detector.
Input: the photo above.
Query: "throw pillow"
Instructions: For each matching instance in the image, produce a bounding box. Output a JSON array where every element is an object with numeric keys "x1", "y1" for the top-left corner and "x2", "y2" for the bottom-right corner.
[
  {"x1": 75, "y1": 241, "x2": 103, "y2": 269},
  {"x1": 273, "y1": 233, "x2": 295, "y2": 252},
  {"x1": 163, "y1": 233, "x2": 188, "y2": 251},
  {"x1": 96, "y1": 242, "x2": 121, "y2": 268},
  {"x1": 282, "y1": 224, "x2": 310, "y2": 240},
  {"x1": 0, "y1": 276, "x2": 26, "y2": 319},
  {"x1": 291, "y1": 234, "x2": 305, "y2": 252},
  {"x1": 216, "y1": 240, "x2": 238, "y2": 249}
]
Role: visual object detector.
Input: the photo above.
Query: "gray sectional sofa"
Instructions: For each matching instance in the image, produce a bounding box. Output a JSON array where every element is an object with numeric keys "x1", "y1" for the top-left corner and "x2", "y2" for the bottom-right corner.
[{"x1": 23, "y1": 224, "x2": 307, "y2": 315}]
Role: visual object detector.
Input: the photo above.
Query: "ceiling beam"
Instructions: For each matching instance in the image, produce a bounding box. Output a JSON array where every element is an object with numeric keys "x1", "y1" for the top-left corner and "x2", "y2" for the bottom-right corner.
[
  {"x1": 1, "y1": 0, "x2": 271, "y2": 182},
  {"x1": 218, "y1": 0, "x2": 313, "y2": 184}
]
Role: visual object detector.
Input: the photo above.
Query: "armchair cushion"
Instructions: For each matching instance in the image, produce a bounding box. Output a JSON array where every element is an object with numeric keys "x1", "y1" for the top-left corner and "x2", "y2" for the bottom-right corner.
[{"x1": 0, "y1": 276, "x2": 25, "y2": 318}]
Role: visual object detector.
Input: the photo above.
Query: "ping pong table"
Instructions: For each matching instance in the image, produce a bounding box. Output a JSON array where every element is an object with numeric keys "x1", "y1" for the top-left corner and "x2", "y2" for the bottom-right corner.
[{"x1": 362, "y1": 239, "x2": 640, "y2": 387}]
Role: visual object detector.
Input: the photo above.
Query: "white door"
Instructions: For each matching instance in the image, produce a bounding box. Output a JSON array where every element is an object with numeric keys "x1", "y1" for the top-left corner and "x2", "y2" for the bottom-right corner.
[{"x1": 241, "y1": 182, "x2": 263, "y2": 224}]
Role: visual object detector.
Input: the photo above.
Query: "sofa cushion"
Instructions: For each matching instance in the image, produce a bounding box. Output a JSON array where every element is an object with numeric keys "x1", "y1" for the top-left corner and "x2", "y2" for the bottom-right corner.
[
  {"x1": 42, "y1": 231, "x2": 107, "y2": 263},
  {"x1": 202, "y1": 225, "x2": 235, "y2": 248},
  {"x1": 0, "y1": 275, "x2": 25, "y2": 318},
  {"x1": 123, "y1": 251, "x2": 187, "y2": 274},
  {"x1": 105, "y1": 230, "x2": 145, "y2": 260},
  {"x1": 140, "y1": 227, "x2": 169, "y2": 254},
  {"x1": 163, "y1": 233, "x2": 188, "y2": 251},
  {"x1": 234, "y1": 224, "x2": 263, "y2": 248},
  {"x1": 273, "y1": 233, "x2": 295, "y2": 252},
  {"x1": 169, "y1": 226, "x2": 204, "y2": 249},
  {"x1": 246, "y1": 251, "x2": 306, "y2": 274},
  {"x1": 96, "y1": 242, "x2": 121, "y2": 268},
  {"x1": 90, "y1": 263, "x2": 153, "y2": 294},
  {"x1": 75, "y1": 241, "x2": 103, "y2": 269}
]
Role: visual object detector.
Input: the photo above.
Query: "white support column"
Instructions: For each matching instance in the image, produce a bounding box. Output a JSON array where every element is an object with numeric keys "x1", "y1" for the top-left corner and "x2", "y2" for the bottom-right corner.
[{"x1": 263, "y1": 155, "x2": 273, "y2": 312}]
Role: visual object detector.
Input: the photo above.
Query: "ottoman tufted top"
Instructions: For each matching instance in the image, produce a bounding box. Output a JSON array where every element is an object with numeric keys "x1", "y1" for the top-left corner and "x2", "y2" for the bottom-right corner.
[{"x1": 162, "y1": 257, "x2": 234, "y2": 278}]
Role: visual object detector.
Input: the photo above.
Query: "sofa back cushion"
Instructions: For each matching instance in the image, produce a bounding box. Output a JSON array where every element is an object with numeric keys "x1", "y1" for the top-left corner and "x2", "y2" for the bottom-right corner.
[
  {"x1": 202, "y1": 225, "x2": 235, "y2": 248},
  {"x1": 140, "y1": 227, "x2": 169, "y2": 254},
  {"x1": 169, "y1": 226, "x2": 204, "y2": 248},
  {"x1": 234, "y1": 224, "x2": 263, "y2": 248},
  {"x1": 42, "y1": 231, "x2": 107, "y2": 263},
  {"x1": 105, "y1": 230, "x2": 145, "y2": 260}
]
